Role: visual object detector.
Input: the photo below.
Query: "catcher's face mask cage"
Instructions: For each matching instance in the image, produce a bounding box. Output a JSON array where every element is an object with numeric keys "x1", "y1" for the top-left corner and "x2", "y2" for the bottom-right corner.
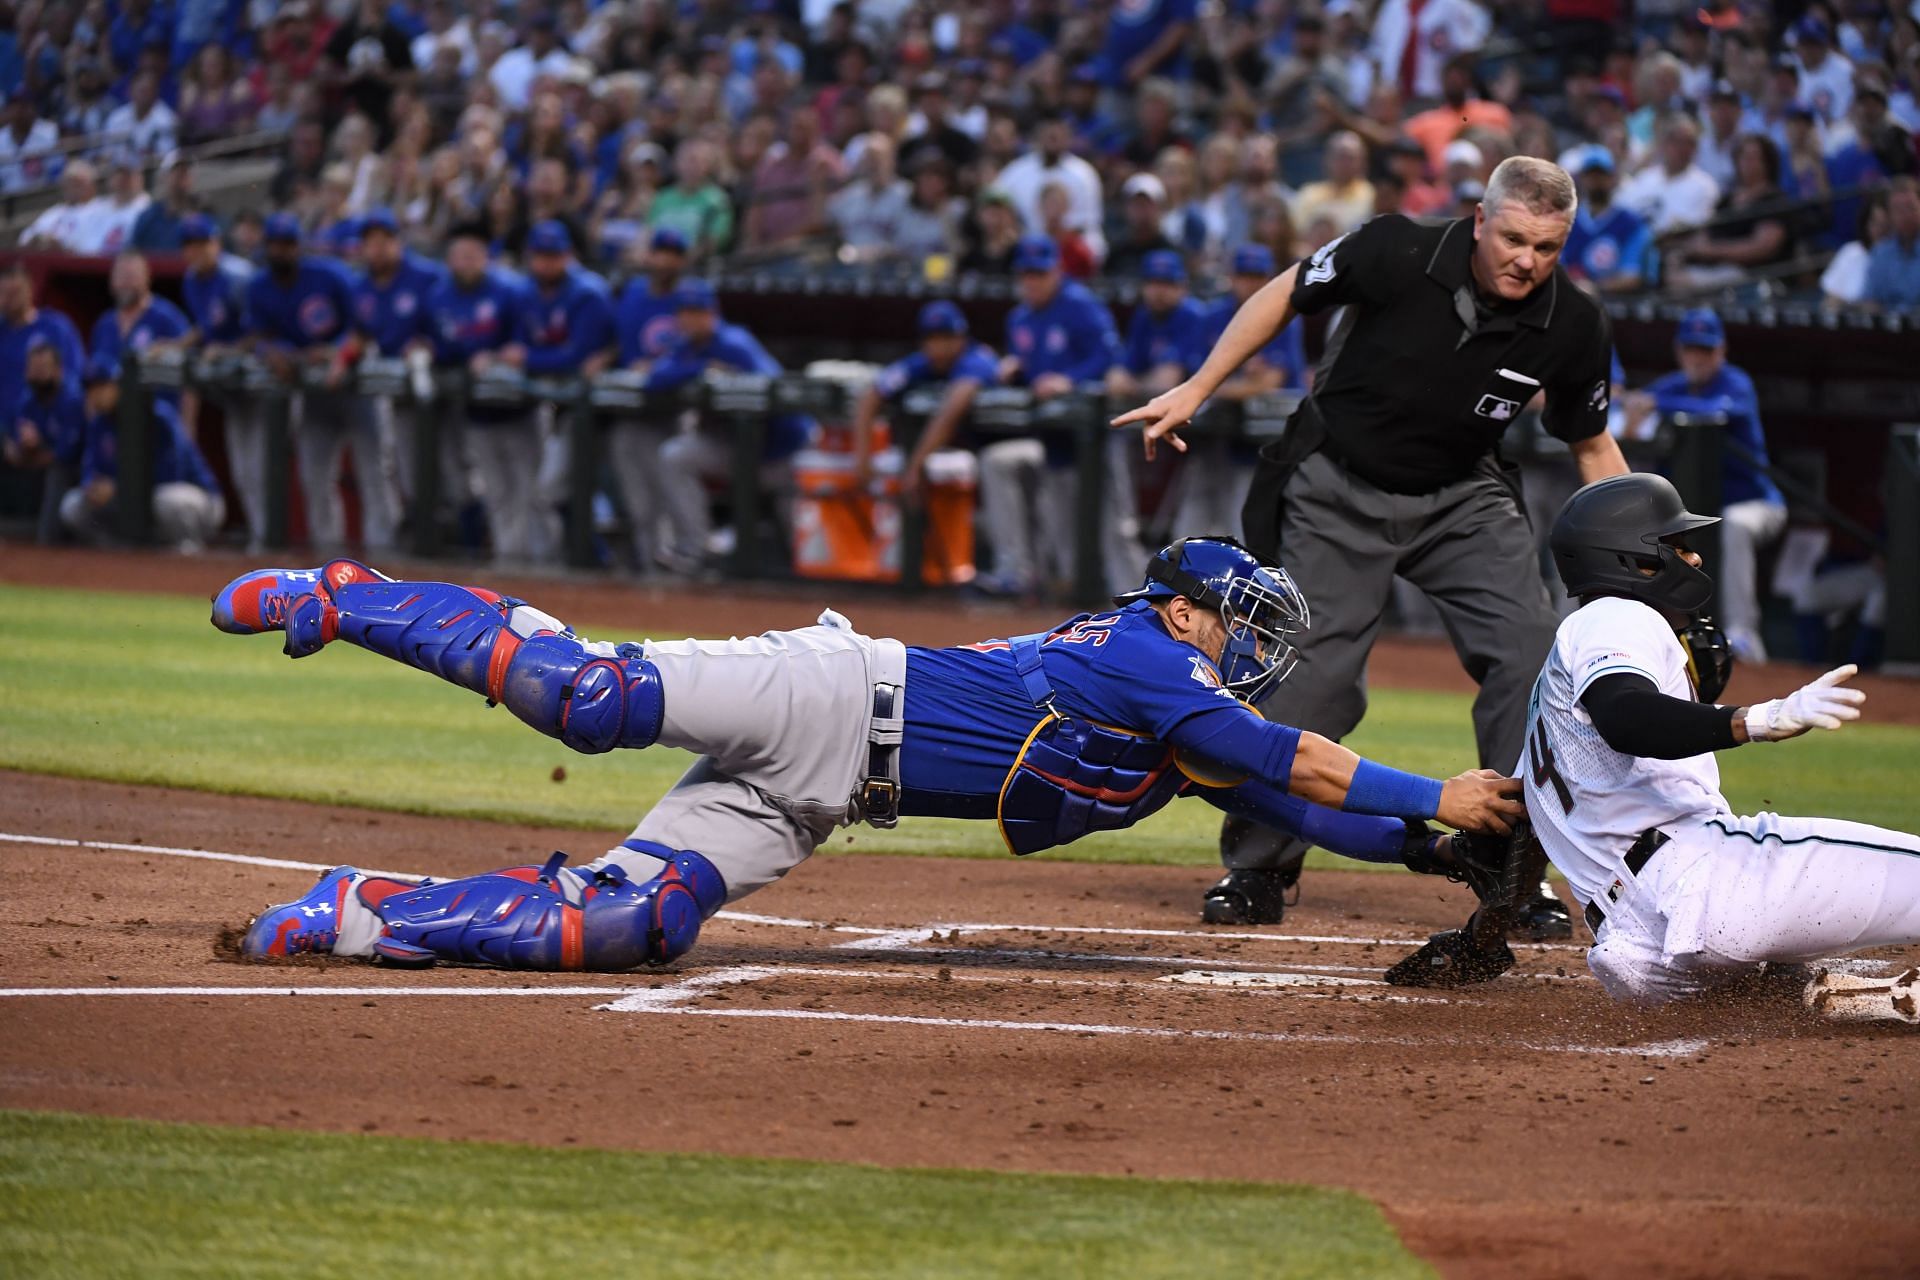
[
  {"x1": 1217, "y1": 564, "x2": 1310, "y2": 704},
  {"x1": 1116, "y1": 536, "x2": 1312, "y2": 706}
]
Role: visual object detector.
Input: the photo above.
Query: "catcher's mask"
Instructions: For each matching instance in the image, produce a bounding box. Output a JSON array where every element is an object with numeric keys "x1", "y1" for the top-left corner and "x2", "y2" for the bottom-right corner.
[
  {"x1": 1549, "y1": 473, "x2": 1721, "y2": 618},
  {"x1": 1114, "y1": 535, "x2": 1310, "y2": 704}
]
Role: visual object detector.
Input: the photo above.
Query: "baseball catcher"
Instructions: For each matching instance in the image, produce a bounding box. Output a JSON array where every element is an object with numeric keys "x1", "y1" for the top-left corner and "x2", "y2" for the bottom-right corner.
[
  {"x1": 1389, "y1": 474, "x2": 1920, "y2": 1026},
  {"x1": 212, "y1": 538, "x2": 1522, "y2": 971}
]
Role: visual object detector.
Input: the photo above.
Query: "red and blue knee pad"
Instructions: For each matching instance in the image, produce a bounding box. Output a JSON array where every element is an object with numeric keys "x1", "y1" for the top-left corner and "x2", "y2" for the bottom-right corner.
[{"x1": 362, "y1": 845, "x2": 725, "y2": 971}]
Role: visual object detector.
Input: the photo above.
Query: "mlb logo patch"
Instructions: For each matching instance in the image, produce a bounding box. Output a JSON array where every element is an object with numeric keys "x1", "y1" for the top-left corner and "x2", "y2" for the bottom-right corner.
[{"x1": 1475, "y1": 394, "x2": 1520, "y2": 421}]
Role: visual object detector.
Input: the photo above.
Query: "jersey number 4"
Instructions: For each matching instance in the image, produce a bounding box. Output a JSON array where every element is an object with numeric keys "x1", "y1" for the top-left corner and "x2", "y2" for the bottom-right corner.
[{"x1": 1528, "y1": 725, "x2": 1576, "y2": 813}]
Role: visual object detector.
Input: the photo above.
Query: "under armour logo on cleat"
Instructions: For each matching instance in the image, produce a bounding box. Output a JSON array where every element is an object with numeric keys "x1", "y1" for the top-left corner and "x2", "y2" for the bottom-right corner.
[{"x1": 300, "y1": 903, "x2": 334, "y2": 917}]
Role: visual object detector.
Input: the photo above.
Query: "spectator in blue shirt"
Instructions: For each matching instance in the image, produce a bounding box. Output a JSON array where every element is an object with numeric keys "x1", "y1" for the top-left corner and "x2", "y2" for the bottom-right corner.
[
  {"x1": 1092, "y1": 0, "x2": 1198, "y2": 89},
  {"x1": 4, "y1": 337, "x2": 86, "y2": 544},
  {"x1": 246, "y1": 211, "x2": 386, "y2": 552},
  {"x1": 130, "y1": 155, "x2": 204, "y2": 252},
  {"x1": 644, "y1": 279, "x2": 812, "y2": 575},
  {"x1": 1865, "y1": 177, "x2": 1920, "y2": 310},
  {"x1": 1174, "y1": 244, "x2": 1311, "y2": 541},
  {"x1": 1562, "y1": 145, "x2": 1651, "y2": 294},
  {"x1": 1623, "y1": 308, "x2": 1787, "y2": 661},
  {"x1": 849, "y1": 299, "x2": 1001, "y2": 501},
  {"x1": 61, "y1": 352, "x2": 226, "y2": 551},
  {"x1": 980, "y1": 236, "x2": 1129, "y2": 595},
  {"x1": 354, "y1": 208, "x2": 449, "y2": 545}
]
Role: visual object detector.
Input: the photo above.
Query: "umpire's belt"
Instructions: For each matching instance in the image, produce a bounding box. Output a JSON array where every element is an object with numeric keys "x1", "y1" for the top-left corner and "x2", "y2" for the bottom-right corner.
[
  {"x1": 860, "y1": 638, "x2": 908, "y2": 829},
  {"x1": 1583, "y1": 828, "x2": 1670, "y2": 934}
]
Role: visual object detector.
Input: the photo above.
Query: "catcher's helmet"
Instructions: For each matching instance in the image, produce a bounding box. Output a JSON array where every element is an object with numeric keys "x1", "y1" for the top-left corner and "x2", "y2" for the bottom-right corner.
[
  {"x1": 1550, "y1": 474, "x2": 1720, "y2": 616},
  {"x1": 1115, "y1": 535, "x2": 1310, "y2": 703}
]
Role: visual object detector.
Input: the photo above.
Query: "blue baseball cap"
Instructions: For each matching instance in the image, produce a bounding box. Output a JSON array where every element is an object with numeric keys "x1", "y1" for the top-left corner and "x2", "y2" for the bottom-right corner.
[
  {"x1": 1231, "y1": 244, "x2": 1276, "y2": 276},
  {"x1": 360, "y1": 206, "x2": 400, "y2": 236},
  {"x1": 1791, "y1": 15, "x2": 1831, "y2": 45},
  {"x1": 263, "y1": 212, "x2": 302, "y2": 243},
  {"x1": 179, "y1": 212, "x2": 218, "y2": 243},
  {"x1": 1676, "y1": 308, "x2": 1725, "y2": 348},
  {"x1": 650, "y1": 226, "x2": 689, "y2": 254},
  {"x1": 83, "y1": 351, "x2": 119, "y2": 385},
  {"x1": 1569, "y1": 143, "x2": 1614, "y2": 175},
  {"x1": 1012, "y1": 235, "x2": 1059, "y2": 273},
  {"x1": 1141, "y1": 250, "x2": 1187, "y2": 283},
  {"x1": 527, "y1": 219, "x2": 572, "y2": 255},
  {"x1": 673, "y1": 279, "x2": 718, "y2": 312},
  {"x1": 917, "y1": 299, "x2": 968, "y2": 336}
]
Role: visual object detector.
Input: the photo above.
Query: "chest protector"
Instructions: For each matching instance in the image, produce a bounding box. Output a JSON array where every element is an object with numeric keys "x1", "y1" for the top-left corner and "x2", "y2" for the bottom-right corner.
[{"x1": 996, "y1": 624, "x2": 1184, "y2": 856}]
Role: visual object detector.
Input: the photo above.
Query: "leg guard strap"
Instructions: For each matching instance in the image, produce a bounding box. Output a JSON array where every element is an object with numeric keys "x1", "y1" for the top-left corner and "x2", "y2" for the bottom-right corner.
[
  {"x1": 364, "y1": 850, "x2": 726, "y2": 971},
  {"x1": 296, "y1": 580, "x2": 665, "y2": 754}
]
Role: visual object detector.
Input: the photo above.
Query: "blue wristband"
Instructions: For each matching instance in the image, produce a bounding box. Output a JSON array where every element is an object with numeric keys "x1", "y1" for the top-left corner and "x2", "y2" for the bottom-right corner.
[{"x1": 1341, "y1": 759, "x2": 1444, "y2": 820}]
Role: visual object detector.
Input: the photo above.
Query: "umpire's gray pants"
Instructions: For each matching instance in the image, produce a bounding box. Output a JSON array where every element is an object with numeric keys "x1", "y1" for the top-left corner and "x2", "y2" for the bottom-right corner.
[
  {"x1": 583, "y1": 613, "x2": 906, "y2": 902},
  {"x1": 1228, "y1": 451, "x2": 1557, "y2": 871}
]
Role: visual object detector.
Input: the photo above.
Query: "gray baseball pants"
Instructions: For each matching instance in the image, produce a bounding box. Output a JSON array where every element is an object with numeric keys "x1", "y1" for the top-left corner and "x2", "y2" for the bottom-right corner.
[{"x1": 1227, "y1": 450, "x2": 1558, "y2": 871}]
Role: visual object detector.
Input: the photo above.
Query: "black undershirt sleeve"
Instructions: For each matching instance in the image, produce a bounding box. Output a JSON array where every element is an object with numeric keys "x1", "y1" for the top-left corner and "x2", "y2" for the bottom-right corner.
[{"x1": 1580, "y1": 673, "x2": 1739, "y2": 759}]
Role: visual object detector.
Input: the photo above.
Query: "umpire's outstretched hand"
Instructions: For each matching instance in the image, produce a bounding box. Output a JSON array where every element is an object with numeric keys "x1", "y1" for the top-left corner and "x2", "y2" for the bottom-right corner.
[
  {"x1": 1438, "y1": 769, "x2": 1527, "y2": 835},
  {"x1": 1111, "y1": 379, "x2": 1207, "y2": 460}
]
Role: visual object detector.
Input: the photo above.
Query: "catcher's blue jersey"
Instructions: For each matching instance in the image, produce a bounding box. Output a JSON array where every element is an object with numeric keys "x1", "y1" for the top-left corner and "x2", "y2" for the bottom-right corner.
[{"x1": 898, "y1": 601, "x2": 1298, "y2": 821}]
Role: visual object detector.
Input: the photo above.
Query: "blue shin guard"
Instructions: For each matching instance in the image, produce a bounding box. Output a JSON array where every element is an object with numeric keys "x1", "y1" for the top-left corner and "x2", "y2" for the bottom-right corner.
[
  {"x1": 286, "y1": 580, "x2": 665, "y2": 754},
  {"x1": 363, "y1": 847, "x2": 726, "y2": 971}
]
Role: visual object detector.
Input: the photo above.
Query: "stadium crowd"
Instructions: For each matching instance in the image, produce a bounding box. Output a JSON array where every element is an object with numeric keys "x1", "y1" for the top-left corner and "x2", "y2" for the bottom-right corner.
[{"x1": 0, "y1": 0, "x2": 1906, "y2": 669}]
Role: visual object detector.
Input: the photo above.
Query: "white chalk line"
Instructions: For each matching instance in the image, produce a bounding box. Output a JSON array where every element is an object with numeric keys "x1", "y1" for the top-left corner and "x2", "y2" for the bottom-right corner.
[{"x1": 0, "y1": 986, "x2": 642, "y2": 998}]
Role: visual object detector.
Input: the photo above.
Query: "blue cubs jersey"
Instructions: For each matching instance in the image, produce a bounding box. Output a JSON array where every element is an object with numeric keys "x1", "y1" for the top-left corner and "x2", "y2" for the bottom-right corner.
[
  {"x1": 1200, "y1": 295, "x2": 1307, "y2": 385},
  {"x1": 1095, "y1": 0, "x2": 1197, "y2": 86},
  {"x1": 353, "y1": 254, "x2": 448, "y2": 356},
  {"x1": 514, "y1": 266, "x2": 615, "y2": 375},
  {"x1": 0, "y1": 308, "x2": 85, "y2": 417},
  {"x1": 646, "y1": 321, "x2": 814, "y2": 458},
  {"x1": 871, "y1": 343, "x2": 1000, "y2": 399},
  {"x1": 182, "y1": 260, "x2": 251, "y2": 344},
  {"x1": 1645, "y1": 363, "x2": 1784, "y2": 509},
  {"x1": 1123, "y1": 297, "x2": 1207, "y2": 376},
  {"x1": 80, "y1": 398, "x2": 219, "y2": 493},
  {"x1": 614, "y1": 279, "x2": 683, "y2": 365},
  {"x1": 90, "y1": 297, "x2": 190, "y2": 368},
  {"x1": 245, "y1": 257, "x2": 360, "y2": 350},
  {"x1": 10, "y1": 383, "x2": 87, "y2": 466},
  {"x1": 1005, "y1": 280, "x2": 1121, "y2": 387},
  {"x1": 1563, "y1": 204, "x2": 1652, "y2": 287},
  {"x1": 899, "y1": 601, "x2": 1300, "y2": 830},
  {"x1": 421, "y1": 269, "x2": 523, "y2": 367}
]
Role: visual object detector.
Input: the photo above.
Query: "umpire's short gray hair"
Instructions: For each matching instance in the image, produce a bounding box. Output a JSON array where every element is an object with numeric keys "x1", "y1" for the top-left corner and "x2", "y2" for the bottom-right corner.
[{"x1": 1483, "y1": 156, "x2": 1578, "y2": 222}]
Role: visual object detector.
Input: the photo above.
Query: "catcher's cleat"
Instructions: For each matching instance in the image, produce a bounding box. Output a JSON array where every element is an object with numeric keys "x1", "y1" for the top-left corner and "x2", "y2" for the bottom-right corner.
[
  {"x1": 1201, "y1": 866, "x2": 1299, "y2": 926},
  {"x1": 211, "y1": 559, "x2": 387, "y2": 635},
  {"x1": 1510, "y1": 886, "x2": 1574, "y2": 942},
  {"x1": 1803, "y1": 967, "x2": 1920, "y2": 1025},
  {"x1": 241, "y1": 865, "x2": 361, "y2": 959}
]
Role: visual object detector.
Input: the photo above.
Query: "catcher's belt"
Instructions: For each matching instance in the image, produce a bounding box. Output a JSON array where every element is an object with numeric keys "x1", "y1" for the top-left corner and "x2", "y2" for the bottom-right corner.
[
  {"x1": 1583, "y1": 827, "x2": 1670, "y2": 934},
  {"x1": 859, "y1": 638, "x2": 907, "y2": 829}
]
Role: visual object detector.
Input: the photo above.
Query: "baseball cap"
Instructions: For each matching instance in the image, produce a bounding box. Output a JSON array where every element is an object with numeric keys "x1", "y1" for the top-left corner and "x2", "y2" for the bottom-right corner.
[
  {"x1": 1454, "y1": 179, "x2": 1487, "y2": 203},
  {"x1": 1568, "y1": 143, "x2": 1614, "y2": 175},
  {"x1": 917, "y1": 299, "x2": 968, "y2": 336},
  {"x1": 1231, "y1": 244, "x2": 1276, "y2": 277},
  {"x1": 263, "y1": 211, "x2": 302, "y2": 243},
  {"x1": 1012, "y1": 235, "x2": 1059, "y2": 273},
  {"x1": 179, "y1": 212, "x2": 218, "y2": 243},
  {"x1": 1141, "y1": 250, "x2": 1186, "y2": 283},
  {"x1": 1708, "y1": 79, "x2": 1742, "y2": 104},
  {"x1": 977, "y1": 186, "x2": 1015, "y2": 209},
  {"x1": 527, "y1": 219, "x2": 572, "y2": 254},
  {"x1": 1122, "y1": 172, "x2": 1167, "y2": 203},
  {"x1": 1069, "y1": 62, "x2": 1100, "y2": 86},
  {"x1": 83, "y1": 351, "x2": 119, "y2": 385},
  {"x1": 1791, "y1": 15, "x2": 1831, "y2": 45},
  {"x1": 673, "y1": 279, "x2": 718, "y2": 311},
  {"x1": 360, "y1": 206, "x2": 400, "y2": 236},
  {"x1": 1675, "y1": 308, "x2": 1724, "y2": 348},
  {"x1": 650, "y1": 225, "x2": 689, "y2": 254},
  {"x1": 1443, "y1": 139, "x2": 1483, "y2": 169},
  {"x1": 1786, "y1": 102, "x2": 1818, "y2": 122},
  {"x1": 1591, "y1": 84, "x2": 1626, "y2": 107}
]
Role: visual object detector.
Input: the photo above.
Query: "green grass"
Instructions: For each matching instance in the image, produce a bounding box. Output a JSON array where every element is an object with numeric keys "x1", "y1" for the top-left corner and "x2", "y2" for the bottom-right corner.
[
  {"x1": 0, "y1": 1110, "x2": 1431, "y2": 1280},
  {"x1": 2, "y1": 581, "x2": 1916, "y2": 865}
]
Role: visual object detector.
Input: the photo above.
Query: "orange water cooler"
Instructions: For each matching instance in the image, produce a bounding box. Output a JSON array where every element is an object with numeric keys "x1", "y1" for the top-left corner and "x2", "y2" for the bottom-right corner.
[{"x1": 790, "y1": 448, "x2": 977, "y2": 585}]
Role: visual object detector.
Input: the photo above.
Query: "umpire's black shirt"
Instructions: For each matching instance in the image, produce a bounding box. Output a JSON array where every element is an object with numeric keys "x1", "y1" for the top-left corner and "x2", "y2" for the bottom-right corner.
[{"x1": 1289, "y1": 213, "x2": 1612, "y2": 494}]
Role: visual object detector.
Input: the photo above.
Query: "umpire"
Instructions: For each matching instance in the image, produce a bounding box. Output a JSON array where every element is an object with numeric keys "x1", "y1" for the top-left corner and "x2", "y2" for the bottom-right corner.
[{"x1": 1115, "y1": 156, "x2": 1628, "y2": 936}]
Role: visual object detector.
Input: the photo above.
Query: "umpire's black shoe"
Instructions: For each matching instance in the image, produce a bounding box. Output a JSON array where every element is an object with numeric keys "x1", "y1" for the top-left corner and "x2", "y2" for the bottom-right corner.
[
  {"x1": 1202, "y1": 868, "x2": 1297, "y2": 926},
  {"x1": 1509, "y1": 888, "x2": 1574, "y2": 942}
]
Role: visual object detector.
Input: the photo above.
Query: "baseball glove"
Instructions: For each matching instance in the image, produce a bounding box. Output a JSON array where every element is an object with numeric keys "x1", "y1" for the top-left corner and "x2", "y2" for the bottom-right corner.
[
  {"x1": 1389, "y1": 819, "x2": 1543, "y2": 987},
  {"x1": 1398, "y1": 822, "x2": 1516, "y2": 908}
]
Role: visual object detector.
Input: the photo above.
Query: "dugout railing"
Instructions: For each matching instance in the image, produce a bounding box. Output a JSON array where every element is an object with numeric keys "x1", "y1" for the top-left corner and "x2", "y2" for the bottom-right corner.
[{"x1": 116, "y1": 352, "x2": 1920, "y2": 661}]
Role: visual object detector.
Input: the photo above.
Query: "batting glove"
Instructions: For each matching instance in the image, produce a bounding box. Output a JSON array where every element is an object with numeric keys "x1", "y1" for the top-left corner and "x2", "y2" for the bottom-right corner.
[{"x1": 1745, "y1": 664, "x2": 1866, "y2": 742}]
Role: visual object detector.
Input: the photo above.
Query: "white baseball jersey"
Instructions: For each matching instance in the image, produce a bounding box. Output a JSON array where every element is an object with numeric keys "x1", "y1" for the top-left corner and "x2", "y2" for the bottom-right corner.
[{"x1": 1522, "y1": 596, "x2": 1732, "y2": 907}]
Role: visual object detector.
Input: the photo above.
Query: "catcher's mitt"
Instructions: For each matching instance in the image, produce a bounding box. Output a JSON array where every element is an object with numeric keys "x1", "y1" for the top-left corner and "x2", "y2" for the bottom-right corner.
[
  {"x1": 1399, "y1": 821, "x2": 1522, "y2": 910},
  {"x1": 1383, "y1": 917, "x2": 1516, "y2": 987}
]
